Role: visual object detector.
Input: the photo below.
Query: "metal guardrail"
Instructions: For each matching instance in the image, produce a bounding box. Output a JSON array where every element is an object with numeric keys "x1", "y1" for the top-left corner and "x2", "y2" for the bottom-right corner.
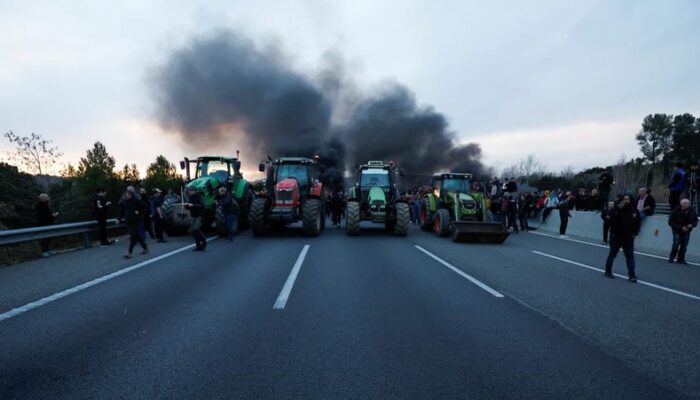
[{"x1": 0, "y1": 219, "x2": 124, "y2": 248}]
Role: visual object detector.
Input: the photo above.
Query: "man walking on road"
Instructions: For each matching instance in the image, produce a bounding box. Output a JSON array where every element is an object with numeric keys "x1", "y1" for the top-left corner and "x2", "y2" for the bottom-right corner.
[
  {"x1": 119, "y1": 190, "x2": 148, "y2": 259},
  {"x1": 185, "y1": 187, "x2": 207, "y2": 251},
  {"x1": 604, "y1": 194, "x2": 641, "y2": 282},
  {"x1": 668, "y1": 199, "x2": 698, "y2": 265},
  {"x1": 93, "y1": 188, "x2": 113, "y2": 246},
  {"x1": 139, "y1": 187, "x2": 155, "y2": 239}
]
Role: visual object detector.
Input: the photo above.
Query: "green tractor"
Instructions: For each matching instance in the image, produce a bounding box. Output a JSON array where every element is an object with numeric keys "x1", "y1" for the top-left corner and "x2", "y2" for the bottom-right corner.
[
  {"x1": 161, "y1": 156, "x2": 254, "y2": 236},
  {"x1": 346, "y1": 161, "x2": 410, "y2": 236},
  {"x1": 419, "y1": 173, "x2": 509, "y2": 243}
]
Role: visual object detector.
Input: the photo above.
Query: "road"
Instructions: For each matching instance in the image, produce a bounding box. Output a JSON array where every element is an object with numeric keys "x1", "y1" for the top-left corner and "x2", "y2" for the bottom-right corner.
[{"x1": 1, "y1": 221, "x2": 699, "y2": 399}]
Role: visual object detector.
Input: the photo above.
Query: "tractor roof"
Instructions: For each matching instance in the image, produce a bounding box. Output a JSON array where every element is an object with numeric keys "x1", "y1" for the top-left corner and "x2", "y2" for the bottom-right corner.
[
  {"x1": 273, "y1": 157, "x2": 317, "y2": 164},
  {"x1": 435, "y1": 173, "x2": 473, "y2": 180},
  {"x1": 360, "y1": 160, "x2": 392, "y2": 169},
  {"x1": 196, "y1": 156, "x2": 238, "y2": 162}
]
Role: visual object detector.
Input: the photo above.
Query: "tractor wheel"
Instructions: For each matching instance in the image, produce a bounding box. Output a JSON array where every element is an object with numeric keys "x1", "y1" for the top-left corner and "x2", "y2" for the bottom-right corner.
[
  {"x1": 161, "y1": 193, "x2": 180, "y2": 222},
  {"x1": 393, "y1": 202, "x2": 410, "y2": 237},
  {"x1": 249, "y1": 197, "x2": 270, "y2": 236},
  {"x1": 239, "y1": 186, "x2": 254, "y2": 229},
  {"x1": 434, "y1": 208, "x2": 452, "y2": 237},
  {"x1": 419, "y1": 198, "x2": 433, "y2": 231},
  {"x1": 346, "y1": 201, "x2": 361, "y2": 235},
  {"x1": 302, "y1": 198, "x2": 322, "y2": 236}
]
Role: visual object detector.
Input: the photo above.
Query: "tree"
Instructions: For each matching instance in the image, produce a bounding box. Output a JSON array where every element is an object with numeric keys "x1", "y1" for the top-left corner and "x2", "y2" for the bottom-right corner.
[
  {"x1": 635, "y1": 114, "x2": 673, "y2": 167},
  {"x1": 142, "y1": 155, "x2": 182, "y2": 192},
  {"x1": 75, "y1": 142, "x2": 117, "y2": 197},
  {"x1": 671, "y1": 113, "x2": 699, "y2": 164},
  {"x1": 119, "y1": 163, "x2": 141, "y2": 185},
  {"x1": 3, "y1": 131, "x2": 63, "y2": 186},
  {"x1": 517, "y1": 154, "x2": 546, "y2": 184}
]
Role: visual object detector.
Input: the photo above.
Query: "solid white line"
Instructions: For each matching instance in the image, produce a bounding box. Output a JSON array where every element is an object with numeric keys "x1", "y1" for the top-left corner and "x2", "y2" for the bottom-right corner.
[
  {"x1": 0, "y1": 237, "x2": 219, "y2": 323},
  {"x1": 532, "y1": 250, "x2": 700, "y2": 302},
  {"x1": 529, "y1": 231, "x2": 700, "y2": 267},
  {"x1": 273, "y1": 245, "x2": 310, "y2": 310},
  {"x1": 414, "y1": 245, "x2": 504, "y2": 298}
]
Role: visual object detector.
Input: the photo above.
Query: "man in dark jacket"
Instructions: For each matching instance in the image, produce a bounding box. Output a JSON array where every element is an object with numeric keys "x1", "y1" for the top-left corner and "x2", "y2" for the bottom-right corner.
[
  {"x1": 604, "y1": 194, "x2": 641, "y2": 282},
  {"x1": 668, "y1": 199, "x2": 698, "y2": 265},
  {"x1": 598, "y1": 170, "x2": 614, "y2": 210},
  {"x1": 119, "y1": 190, "x2": 148, "y2": 259},
  {"x1": 586, "y1": 189, "x2": 603, "y2": 211},
  {"x1": 668, "y1": 162, "x2": 686, "y2": 210},
  {"x1": 505, "y1": 178, "x2": 518, "y2": 196},
  {"x1": 36, "y1": 193, "x2": 58, "y2": 257},
  {"x1": 93, "y1": 188, "x2": 113, "y2": 246},
  {"x1": 215, "y1": 187, "x2": 238, "y2": 241},
  {"x1": 150, "y1": 189, "x2": 167, "y2": 243},
  {"x1": 185, "y1": 188, "x2": 206, "y2": 251},
  {"x1": 635, "y1": 187, "x2": 656, "y2": 221},
  {"x1": 139, "y1": 188, "x2": 155, "y2": 239}
]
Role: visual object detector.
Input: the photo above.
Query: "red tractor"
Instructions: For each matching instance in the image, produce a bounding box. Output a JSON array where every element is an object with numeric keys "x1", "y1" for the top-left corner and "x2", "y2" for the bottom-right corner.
[{"x1": 249, "y1": 157, "x2": 326, "y2": 236}]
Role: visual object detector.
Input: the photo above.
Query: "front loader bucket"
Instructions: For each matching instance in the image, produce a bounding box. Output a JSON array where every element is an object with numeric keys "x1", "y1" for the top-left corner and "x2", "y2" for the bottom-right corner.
[{"x1": 451, "y1": 222, "x2": 510, "y2": 244}]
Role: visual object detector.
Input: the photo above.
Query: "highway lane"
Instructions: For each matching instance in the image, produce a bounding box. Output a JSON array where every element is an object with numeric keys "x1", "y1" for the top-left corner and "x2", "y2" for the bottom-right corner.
[{"x1": 0, "y1": 223, "x2": 694, "y2": 399}]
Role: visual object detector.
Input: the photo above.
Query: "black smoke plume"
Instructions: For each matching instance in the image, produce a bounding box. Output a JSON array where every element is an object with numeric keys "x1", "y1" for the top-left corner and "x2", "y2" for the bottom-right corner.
[{"x1": 150, "y1": 30, "x2": 490, "y2": 189}]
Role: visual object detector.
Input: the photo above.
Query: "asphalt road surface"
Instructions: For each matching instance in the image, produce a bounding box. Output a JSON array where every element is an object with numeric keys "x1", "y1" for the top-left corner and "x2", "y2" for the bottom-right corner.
[{"x1": 1, "y1": 221, "x2": 699, "y2": 399}]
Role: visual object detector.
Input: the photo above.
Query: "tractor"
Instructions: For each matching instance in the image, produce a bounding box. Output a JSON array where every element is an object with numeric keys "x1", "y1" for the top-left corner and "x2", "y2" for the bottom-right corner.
[
  {"x1": 419, "y1": 173, "x2": 509, "y2": 243},
  {"x1": 161, "y1": 156, "x2": 254, "y2": 236},
  {"x1": 249, "y1": 157, "x2": 325, "y2": 236},
  {"x1": 345, "y1": 161, "x2": 410, "y2": 236}
]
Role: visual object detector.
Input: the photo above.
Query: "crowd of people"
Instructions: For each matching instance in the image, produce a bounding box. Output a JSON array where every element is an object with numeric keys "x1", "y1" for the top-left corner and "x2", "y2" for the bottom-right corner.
[{"x1": 30, "y1": 161, "x2": 700, "y2": 274}]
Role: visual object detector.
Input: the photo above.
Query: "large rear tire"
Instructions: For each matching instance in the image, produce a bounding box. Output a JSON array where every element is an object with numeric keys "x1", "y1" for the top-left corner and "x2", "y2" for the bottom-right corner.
[
  {"x1": 302, "y1": 198, "x2": 322, "y2": 236},
  {"x1": 346, "y1": 201, "x2": 360, "y2": 235},
  {"x1": 249, "y1": 197, "x2": 270, "y2": 236},
  {"x1": 420, "y1": 198, "x2": 433, "y2": 231},
  {"x1": 393, "y1": 202, "x2": 410, "y2": 237},
  {"x1": 238, "y1": 186, "x2": 254, "y2": 229},
  {"x1": 434, "y1": 208, "x2": 452, "y2": 237},
  {"x1": 215, "y1": 206, "x2": 240, "y2": 237}
]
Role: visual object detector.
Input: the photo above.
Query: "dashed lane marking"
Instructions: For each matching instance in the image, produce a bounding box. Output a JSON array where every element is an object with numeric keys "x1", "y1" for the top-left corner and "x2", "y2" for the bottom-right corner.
[
  {"x1": 273, "y1": 245, "x2": 310, "y2": 310},
  {"x1": 0, "y1": 237, "x2": 219, "y2": 323},
  {"x1": 414, "y1": 245, "x2": 504, "y2": 298},
  {"x1": 532, "y1": 250, "x2": 700, "y2": 302}
]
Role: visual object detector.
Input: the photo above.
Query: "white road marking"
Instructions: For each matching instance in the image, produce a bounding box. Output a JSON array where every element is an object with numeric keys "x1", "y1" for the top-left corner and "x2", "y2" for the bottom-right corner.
[
  {"x1": 0, "y1": 237, "x2": 219, "y2": 323},
  {"x1": 529, "y1": 231, "x2": 700, "y2": 267},
  {"x1": 414, "y1": 245, "x2": 504, "y2": 298},
  {"x1": 273, "y1": 245, "x2": 310, "y2": 310},
  {"x1": 532, "y1": 250, "x2": 700, "y2": 302}
]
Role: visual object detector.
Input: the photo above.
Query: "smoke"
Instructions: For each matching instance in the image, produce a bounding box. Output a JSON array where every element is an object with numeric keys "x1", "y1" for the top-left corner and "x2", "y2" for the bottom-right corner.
[{"x1": 150, "y1": 30, "x2": 490, "y2": 189}]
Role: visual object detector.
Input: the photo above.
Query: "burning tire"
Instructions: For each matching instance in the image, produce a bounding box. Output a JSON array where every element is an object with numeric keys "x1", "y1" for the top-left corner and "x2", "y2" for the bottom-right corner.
[
  {"x1": 393, "y1": 202, "x2": 410, "y2": 236},
  {"x1": 302, "y1": 198, "x2": 322, "y2": 236},
  {"x1": 346, "y1": 201, "x2": 360, "y2": 235},
  {"x1": 434, "y1": 208, "x2": 451, "y2": 237},
  {"x1": 249, "y1": 197, "x2": 270, "y2": 236}
]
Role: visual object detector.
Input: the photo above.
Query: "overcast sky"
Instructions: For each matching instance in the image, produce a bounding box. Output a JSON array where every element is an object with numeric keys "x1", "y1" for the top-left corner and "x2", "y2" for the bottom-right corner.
[{"x1": 1, "y1": 0, "x2": 699, "y2": 176}]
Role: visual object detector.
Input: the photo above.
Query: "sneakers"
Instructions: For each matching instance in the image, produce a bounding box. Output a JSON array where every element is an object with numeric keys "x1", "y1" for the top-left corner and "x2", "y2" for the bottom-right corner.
[
  {"x1": 677, "y1": 260, "x2": 688, "y2": 265},
  {"x1": 559, "y1": 235, "x2": 569, "y2": 239},
  {"x1": 42, "y1": 252, "x2": 51, "y2": 258},
  {"x1": 603, "y1": 272, "x2": 615, "y2": 279},
  {"x1": 140, "y1": 249, "x2": 149, "y2": 255},
  {"x1": 602, "y1": 241, "x2": 608, "y2": 245},
  {"x1": 628, "y1": 276, "x2": 638, "y2": 283},
  {"x1": 124, "y1": 254, "x2": 132, "y2": 259},
  {"x1": 668, "y1": 258, "x2": 674, "y2": 263}
]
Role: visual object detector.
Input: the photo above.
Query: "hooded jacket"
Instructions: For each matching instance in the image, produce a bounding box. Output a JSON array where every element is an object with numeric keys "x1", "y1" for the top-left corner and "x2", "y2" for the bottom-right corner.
[{"x1": 668, "y1": 168, "x2": 686, "y2": 192}]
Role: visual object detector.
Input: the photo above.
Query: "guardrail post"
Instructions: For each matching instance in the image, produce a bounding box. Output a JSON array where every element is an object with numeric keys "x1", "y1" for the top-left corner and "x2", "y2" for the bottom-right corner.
[{"x1": 83, "y1": 232, "x2": 91, "y2": 249}]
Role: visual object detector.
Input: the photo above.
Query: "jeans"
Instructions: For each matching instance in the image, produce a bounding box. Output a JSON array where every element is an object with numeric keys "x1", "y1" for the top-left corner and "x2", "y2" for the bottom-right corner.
[
  {"x1": 225, "y1": 214, "x2": 238, "y2": 240},
  {"x1": 670, "y1": 231, "x2": 691, "y2": 262},
  {"x1": 605, "y1": 234, "x2": 636, "y2": 277}
]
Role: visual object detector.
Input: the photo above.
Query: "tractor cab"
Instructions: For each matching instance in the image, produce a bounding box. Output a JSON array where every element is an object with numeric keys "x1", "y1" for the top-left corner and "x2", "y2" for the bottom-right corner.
[
  {"x1": 432, "y1": 173, "x2": 472, "y2": 199},
  {"x1": 179, "y1": 156, "x2": 244, "y2": 204}
]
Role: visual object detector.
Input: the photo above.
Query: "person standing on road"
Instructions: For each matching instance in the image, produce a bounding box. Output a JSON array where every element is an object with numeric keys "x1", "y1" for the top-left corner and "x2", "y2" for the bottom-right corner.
[
  {"x1": 119, "y1": 190, "x2": 148, "y2": 259},
  {"x1": 668, "y1": 199, "x2": 698, "y2": 265},
  {"x1": 668, "y1": 162, "x2": 686, "y2": 210},
  {"x1": 93, "y1": 188, "x2": 113, "y2": 246},
  {"x1": 150, "y1": 189, "x2": 167, "y2": 243},
  {"x1": 35, "y1": 193, "x2": 59, "y2": 257},
  {"x1": 519, "y1": 192, "x2": 532, "y2": 232},
  {"x1": 558, "y1": 192, "x2": 573, "y2": 238},
  {"x1": 506, "y1": 194, "x2": 519, "y2": 233},
  {"x1": 635, "y1": 187, "x2": 656, "y2": 221},
  {"x1": 216, "y1": 186, "x2": 238, "y2": 241},
  {"x1": 601, "y1": 201, "x2": 614, "y2": 245},
  {"x1": 139, "y1": 187, "x2": 155, "y2": 239},
  {"x1": 185, "y1": 188, "x2": 206, "y2": 251},
  {"x1": 604, "y1": 194, "x2": 640, "y2": 282},
  {"x1": 598, "y1": 169, "x2": 614, "y2": 210}
]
